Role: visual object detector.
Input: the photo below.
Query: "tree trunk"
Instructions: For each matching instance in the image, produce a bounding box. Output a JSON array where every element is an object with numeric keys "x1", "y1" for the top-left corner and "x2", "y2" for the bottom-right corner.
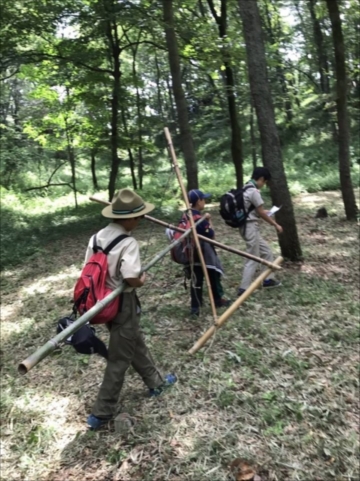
[
  {"x1": 206, "y1": 0, "x2": 243, "y2": 187},
  {"x1": 135, "y1": 78, "x2": 143, "y2": 190},
  {"x1": 163, "y1": 0, "x2": 198, "y2": 190},
  {"x1": 128, "y1": 33, "x2": 144, "y2": 190},
  {"x1": 308, "y1": 0, "x2": 330, "y2": 95},
  {"x1": 90, "y1": 149, "x2": 98, "y2": 191},
  {"x1": 106, "y1": 19, "x2": 121, "y2": 201},
  {"x1": 238, "y1": 0, "x2": 302, "y2": 261},
  {"x1": 120, "y1": 106, "x2": 137, "y2": 190},
  {"x1": 325, "y1": 0, "x2": 358, "y2": 220},
  {"x1": 264, "y1": 0, "x2": 293, "y2": 125},
  {"x1": 155, "y1": 51, "x2": 165, "y2": 122},
  {"x1": 250, "y1": 100, "x2": 257, "y2": 170},
  {"x1": 64, "y1": 87, "x2": 78, "y2": 208}
]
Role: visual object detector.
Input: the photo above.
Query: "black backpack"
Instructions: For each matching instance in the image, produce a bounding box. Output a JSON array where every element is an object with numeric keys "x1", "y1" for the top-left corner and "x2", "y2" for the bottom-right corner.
[{"x1": 219, "y1": 185, "x2": 255, "y2": 228}]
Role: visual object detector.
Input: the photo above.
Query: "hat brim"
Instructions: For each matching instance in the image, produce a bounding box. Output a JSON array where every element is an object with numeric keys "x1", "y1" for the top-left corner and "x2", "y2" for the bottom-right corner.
[
  {"x1": 101, "y1": 202, "x2": 155, "y2": 219},
  {"x1": 202, "y1": 193, "x2": 211, "y2": 199}
]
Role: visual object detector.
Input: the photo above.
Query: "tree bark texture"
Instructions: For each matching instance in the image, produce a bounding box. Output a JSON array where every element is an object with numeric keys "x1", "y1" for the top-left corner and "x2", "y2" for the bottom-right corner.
[
  {"x1": 207, "y1": 0, "x2": 243, "y2": 187},
  {"x1": 90, "y1": 149, "x2": 98, "y2": 191},
  {"x1": 163, "y1": 0, "x2": 198, "y2": 190},
  {"x1": 326, "y1": 0, "x2": 358, "y2": 220},
  {"x1": 250, "y1": 100, "x2": 257, "y2": 170},
  {"x1": 308, "y1": 0, "x2": 330, "y2": 95},
  {"x1": 238, "y1": 0, "x2": 302, "y2": 261},
  {"x1": 105, "y1": 13, "x2": 121, "y2": 201},
  {"x1": 264, "y1": 0, "x2": 293, "y2": 125},
  {"x1": 120, "y1": 106, "x2": 137, "y2": 190}
]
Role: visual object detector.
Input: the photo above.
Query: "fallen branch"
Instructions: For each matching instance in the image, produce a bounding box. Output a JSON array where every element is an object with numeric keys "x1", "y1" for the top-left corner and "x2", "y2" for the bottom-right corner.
[{"x1": 25, "y1": 182, "x2": 72, "y2": 192}]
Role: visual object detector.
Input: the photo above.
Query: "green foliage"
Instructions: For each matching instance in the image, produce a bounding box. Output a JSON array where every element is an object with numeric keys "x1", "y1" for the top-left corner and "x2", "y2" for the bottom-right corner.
[{"x1": 0, "y1": 0, "x2": 358, "y2": 221}]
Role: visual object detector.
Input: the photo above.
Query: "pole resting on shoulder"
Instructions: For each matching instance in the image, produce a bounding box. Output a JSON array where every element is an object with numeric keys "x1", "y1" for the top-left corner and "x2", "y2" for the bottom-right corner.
[{"x1": 18, "y1": 216, "x2": 206, "y2": 375}]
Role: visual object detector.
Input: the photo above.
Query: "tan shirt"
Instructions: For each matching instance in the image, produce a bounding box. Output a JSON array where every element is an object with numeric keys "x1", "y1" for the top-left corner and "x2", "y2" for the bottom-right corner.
[
  {"x1": 243, "y1": 182, "x2": 264, "y2": 222},
  {"x1": 84, "y1": 223, "x2": 141, "y2": 292}
]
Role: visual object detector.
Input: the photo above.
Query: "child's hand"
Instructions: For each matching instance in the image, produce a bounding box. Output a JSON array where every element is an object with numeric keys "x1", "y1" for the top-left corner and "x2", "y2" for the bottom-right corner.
[
  {"x1": 204, "y1": 213, "x2": 211, "y2": 220},
  {"x1": 275, "y1": 223, "x2": 283, "y2": 234},
  {"x1": 139, "y1": 272, "x2": 146, "y2": 285}
]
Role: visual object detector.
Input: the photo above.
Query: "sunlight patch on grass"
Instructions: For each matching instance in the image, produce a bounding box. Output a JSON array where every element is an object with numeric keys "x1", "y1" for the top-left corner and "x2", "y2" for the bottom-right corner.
[{"x1": 21, "y1": 269, "x2": 79, "y2": 296}]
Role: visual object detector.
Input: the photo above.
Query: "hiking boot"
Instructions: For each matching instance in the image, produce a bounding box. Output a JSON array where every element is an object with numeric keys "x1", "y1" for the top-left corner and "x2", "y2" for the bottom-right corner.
[
  {"x1": 87, "y1": 414, "x2": 112, "y2": 430},
  {"x1": 215, "y1": 298, "x2": 231, "y2": 308},
  {"x1": 263, "y1": 279, "x2": 282, "y2": 289},
  {"x1": 237, "y1": 288, "x2": 246, "y2": 297},
  {"x1": 190, "y1": 307, "x2": 200, "y2": 317},
  {"x1": 149, "y1": 373, "x2": 177, "y2": 397}
]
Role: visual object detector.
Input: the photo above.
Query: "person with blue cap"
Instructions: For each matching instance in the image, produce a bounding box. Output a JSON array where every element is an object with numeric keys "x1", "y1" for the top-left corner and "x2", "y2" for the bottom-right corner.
[{"x1": 186, "y1": 189, "x2": 230, "y2": 316}]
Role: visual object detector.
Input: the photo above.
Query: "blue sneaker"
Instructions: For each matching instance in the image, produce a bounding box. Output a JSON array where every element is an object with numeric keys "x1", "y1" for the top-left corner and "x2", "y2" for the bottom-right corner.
[
  {"x1": 190, "y1": 308, "x2": 200, "y2": 317},
  {"x1": 87, "y1": 414, "x2": 111, "y2": 430},
  {"x1": 149, "y1": 373, "x2": 177, "y2": 397}
]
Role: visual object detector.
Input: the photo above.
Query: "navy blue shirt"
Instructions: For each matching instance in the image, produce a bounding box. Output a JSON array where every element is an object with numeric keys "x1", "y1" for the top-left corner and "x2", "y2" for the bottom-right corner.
[{"x1": 190, "y1": 209, "x2": 214, "y2": 239}]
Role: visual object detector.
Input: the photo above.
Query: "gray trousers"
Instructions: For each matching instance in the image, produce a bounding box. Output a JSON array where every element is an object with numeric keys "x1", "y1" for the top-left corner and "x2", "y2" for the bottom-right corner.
[
  {"x1": 240, "y1": 222, "x2": 275, "y2": 290},
  {"x1": 92, "y1": 291, "x2": 163, "y2": 418}
]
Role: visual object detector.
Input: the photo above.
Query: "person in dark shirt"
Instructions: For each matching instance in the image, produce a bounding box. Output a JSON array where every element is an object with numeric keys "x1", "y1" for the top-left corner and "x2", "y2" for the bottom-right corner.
[{"x1": 186, "y1": 189, "x2": 230, "y2": 316}]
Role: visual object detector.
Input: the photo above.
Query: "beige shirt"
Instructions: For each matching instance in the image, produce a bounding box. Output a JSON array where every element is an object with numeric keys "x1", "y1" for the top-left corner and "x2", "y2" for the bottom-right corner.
[
  {"x1": 84, "y1": 223, "x2": 141, "y2": 292},
  {"x1": 243, "y1": 182, "x2": 264, "y2": 222}
]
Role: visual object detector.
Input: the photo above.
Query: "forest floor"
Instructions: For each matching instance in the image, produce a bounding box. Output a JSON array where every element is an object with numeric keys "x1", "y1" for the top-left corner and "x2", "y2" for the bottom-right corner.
[{"x1": 1, "y1": 190, "x2": 359, "y2": 481}]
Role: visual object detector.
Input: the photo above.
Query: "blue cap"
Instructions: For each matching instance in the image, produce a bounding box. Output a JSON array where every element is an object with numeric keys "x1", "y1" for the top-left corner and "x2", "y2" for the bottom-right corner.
[{"x1": 188, "y1": 189, "x2": 211, "y2": 205}]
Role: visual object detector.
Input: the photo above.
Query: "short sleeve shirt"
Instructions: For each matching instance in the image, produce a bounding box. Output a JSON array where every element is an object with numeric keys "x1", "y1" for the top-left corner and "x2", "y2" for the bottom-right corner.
[
  {"x1": 84, "y1": 223, "x2": 141, "y2": 292},
  {"x1": 243, "y1": 182, "x2": 264, "y2": 221}
]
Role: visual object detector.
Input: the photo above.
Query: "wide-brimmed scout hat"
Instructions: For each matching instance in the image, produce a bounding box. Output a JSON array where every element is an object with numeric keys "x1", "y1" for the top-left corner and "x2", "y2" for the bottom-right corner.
[{"x1": 102, "y1": 188, "x2": 155, "y2": 219}]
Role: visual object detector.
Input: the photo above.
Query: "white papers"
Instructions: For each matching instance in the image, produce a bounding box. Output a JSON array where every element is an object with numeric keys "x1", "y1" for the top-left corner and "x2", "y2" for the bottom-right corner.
[{"x1": 267, "y1": 205, "x2": 281, "y2": 217}]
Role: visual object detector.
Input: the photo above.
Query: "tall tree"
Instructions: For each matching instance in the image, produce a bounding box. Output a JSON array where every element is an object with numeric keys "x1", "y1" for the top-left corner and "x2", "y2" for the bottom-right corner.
[
  {"x1": 206, "y1": 0, "x2": 243, "y2": 187},
  {"x1": 238, "y1": 0, "x2": 302, "y2": 261},
  {"x1": 308, "y1": 0, "x2": 330, "y2": 95},
  {"x1": 163, "y1": 0, "x2": 198, "y2": 189},
  {"x1": 263, "y1": 0, "x2": 294, "y2": 125},
  {"x1": 325, "y1": 0, "x2": 358, "y2": 220}
]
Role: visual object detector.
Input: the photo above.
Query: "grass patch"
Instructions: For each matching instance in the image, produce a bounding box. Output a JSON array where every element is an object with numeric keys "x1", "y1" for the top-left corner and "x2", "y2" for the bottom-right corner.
[{"x1": 1, "y1": 189, "x2": 359, "y2": 481}]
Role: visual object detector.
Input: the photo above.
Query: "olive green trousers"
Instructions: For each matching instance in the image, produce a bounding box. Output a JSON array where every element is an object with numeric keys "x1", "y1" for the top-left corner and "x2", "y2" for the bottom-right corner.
[{"x1": 92, "y1": 291, "x2": 163, "y2": 418}]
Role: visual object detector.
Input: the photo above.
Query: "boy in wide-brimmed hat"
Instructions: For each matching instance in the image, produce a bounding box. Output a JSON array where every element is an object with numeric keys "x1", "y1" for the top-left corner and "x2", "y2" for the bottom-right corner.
[{"x1": 86, "y1": 189, "x2": 176, "y2": 430}]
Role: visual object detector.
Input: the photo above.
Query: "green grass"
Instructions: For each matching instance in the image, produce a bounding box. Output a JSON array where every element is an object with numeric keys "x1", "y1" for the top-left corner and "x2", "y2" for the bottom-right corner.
[{"x1": 1, "y1": 177, "x2": 359, "y2": 481}]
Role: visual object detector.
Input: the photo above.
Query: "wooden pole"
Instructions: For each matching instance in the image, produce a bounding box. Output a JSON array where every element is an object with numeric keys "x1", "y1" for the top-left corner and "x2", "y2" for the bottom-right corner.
[
  {"x1": 188, "y1": 256, "x2": 283, "y2": 354},
  {"x1": 89, "y1": 196, "x2": 281, "y2": 271},
  {"x1": 164, "y1": 127, "x2": 218, "y2": 321},
  {"x1": 18, "y1": 217, "x2": 205, "y2": 375}
]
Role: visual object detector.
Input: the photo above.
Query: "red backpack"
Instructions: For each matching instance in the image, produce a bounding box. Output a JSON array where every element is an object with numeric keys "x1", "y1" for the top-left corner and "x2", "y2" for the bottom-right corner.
[
  {"x1": 73, "y1": 234, "x2": 128, "y2": 324},
  {"x1": 170, "y1": 212, "x2": 202, "y2": 264}
]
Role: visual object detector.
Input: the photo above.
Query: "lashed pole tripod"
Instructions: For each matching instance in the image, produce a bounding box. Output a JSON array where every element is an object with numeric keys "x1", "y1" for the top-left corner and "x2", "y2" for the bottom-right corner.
[{"x1": 164, "y1": 127, "x2": 218, "y2": 321}]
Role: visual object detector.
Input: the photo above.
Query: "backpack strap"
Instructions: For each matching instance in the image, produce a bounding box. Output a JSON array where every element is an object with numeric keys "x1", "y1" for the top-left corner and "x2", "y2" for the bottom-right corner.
[
  {"x1": 92, "y1": 234, "x2": 100, "y2": 253},
  {"x1": 242, "y1": 184, "x2": 256, "y2": 214},
  {"x1": 103, "y1": 234, "x2": 129, "y2": 255}
]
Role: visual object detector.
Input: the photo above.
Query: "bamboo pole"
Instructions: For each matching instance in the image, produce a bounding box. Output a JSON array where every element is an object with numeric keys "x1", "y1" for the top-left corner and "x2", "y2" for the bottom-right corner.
[
  {"x1": 89, "y1": 196, "x2": 281, "y2": 271},
  {"x1": 188, "y1": 256, "x2": 283, "y2": 355},
  {"x1": 164, "y1": 127, "x2": 218, "y2": 321},
  {"x1": 18, "y1": 217, "x2": 205, "y2": 375}
]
